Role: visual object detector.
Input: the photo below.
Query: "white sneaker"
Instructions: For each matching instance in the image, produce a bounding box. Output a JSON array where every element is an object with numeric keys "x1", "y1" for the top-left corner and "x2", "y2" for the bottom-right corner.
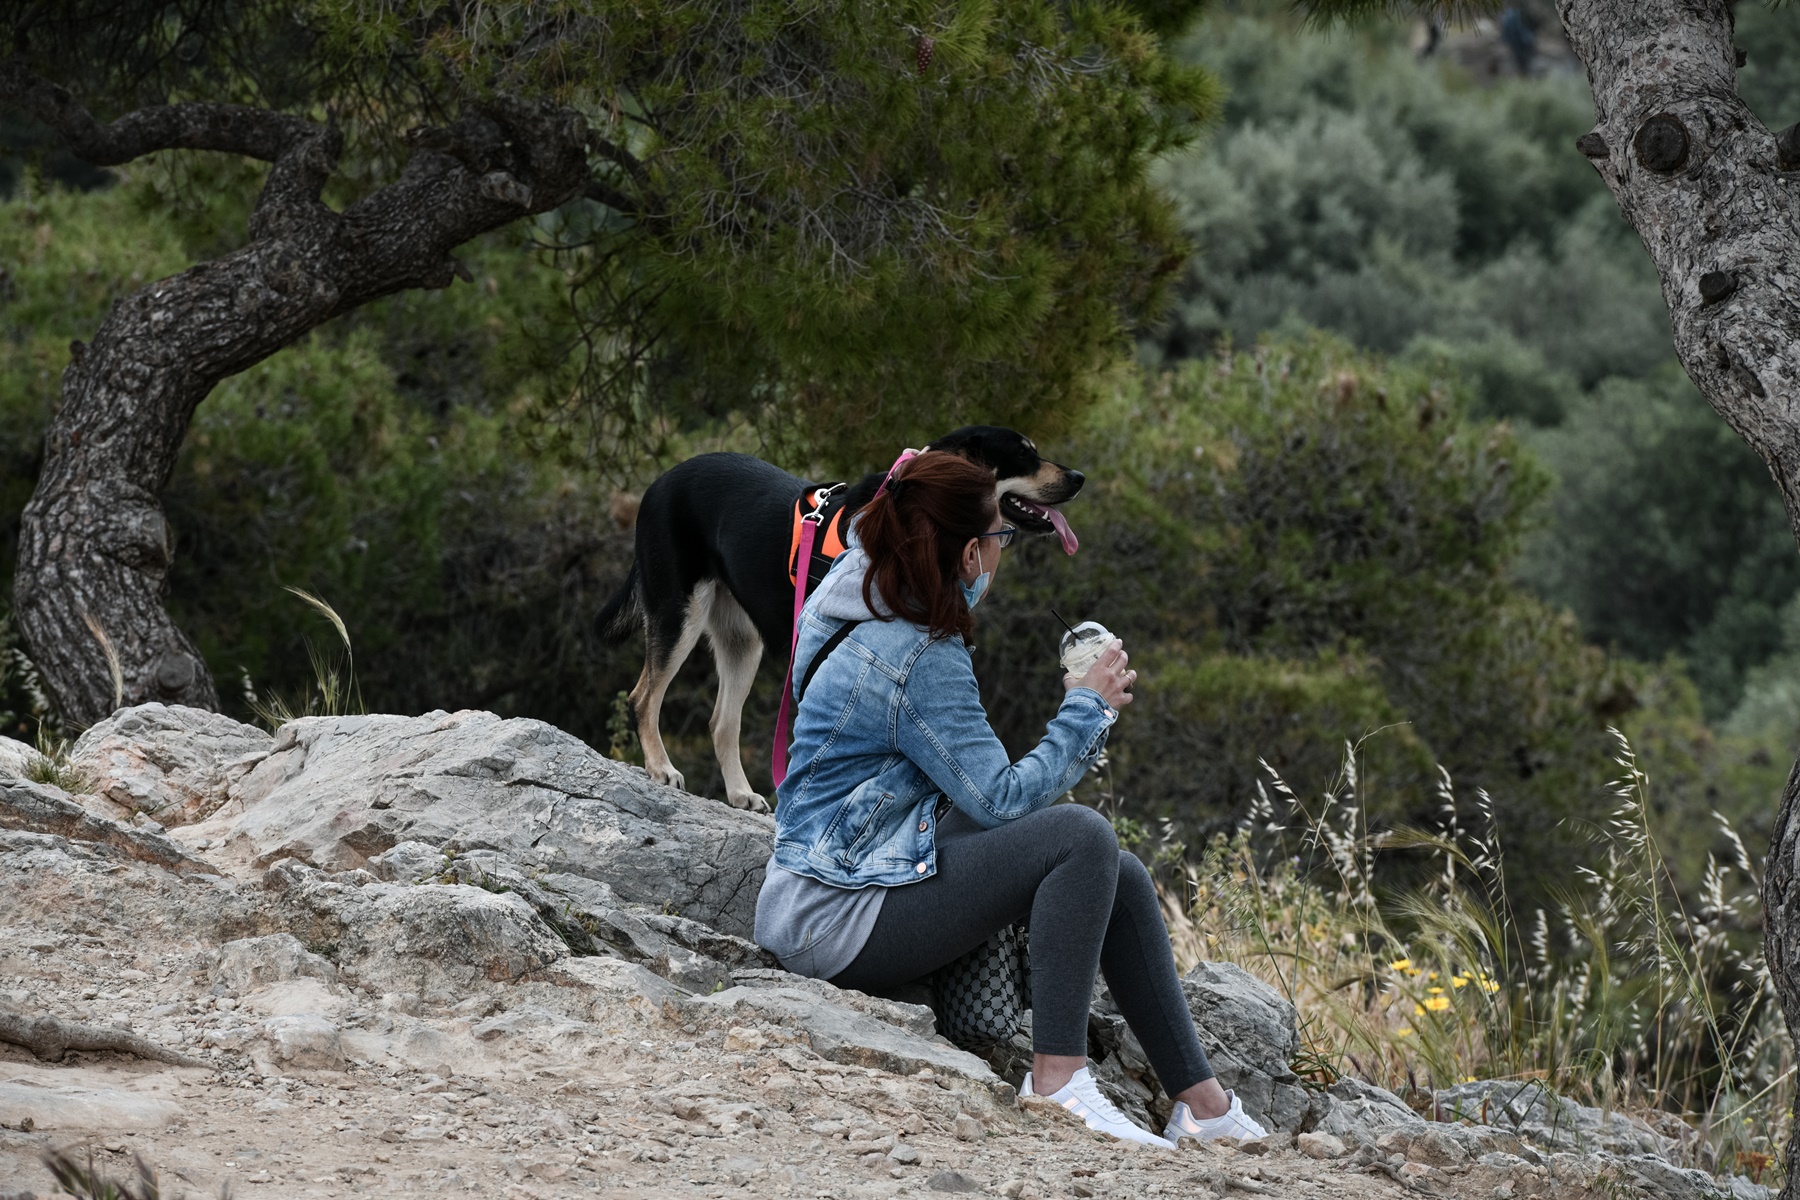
[
  {"x1": 1021, "y1": 1067, "x2": 1174, "y2": 1149},
  {"x1": 1163, "y1": 1090, "x2": 1269, "y2": 1143}
]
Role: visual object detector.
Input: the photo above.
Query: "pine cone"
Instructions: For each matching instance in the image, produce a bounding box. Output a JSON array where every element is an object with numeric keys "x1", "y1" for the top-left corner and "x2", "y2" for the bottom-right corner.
[{"x1": 916, "y1": 35, "x2": 935, "y2": 76}]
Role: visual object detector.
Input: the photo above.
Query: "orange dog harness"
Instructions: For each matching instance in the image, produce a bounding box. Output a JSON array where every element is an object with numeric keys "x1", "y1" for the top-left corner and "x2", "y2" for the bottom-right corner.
[{"x1": 787, "y1": 485, "x2": 850, "y2": 588}]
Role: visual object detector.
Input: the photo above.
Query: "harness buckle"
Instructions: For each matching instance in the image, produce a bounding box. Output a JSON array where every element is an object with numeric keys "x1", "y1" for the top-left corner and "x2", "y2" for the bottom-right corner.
[{"x1": 803, "y1": 483, "x2": 842, "y2": 524}]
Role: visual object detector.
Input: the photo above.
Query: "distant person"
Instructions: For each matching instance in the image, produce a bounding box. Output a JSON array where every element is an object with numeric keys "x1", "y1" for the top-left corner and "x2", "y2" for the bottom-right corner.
[
  {"x1": 754, "y1": 451, "x2": 1270, "y2": 1148},
  {"x1": 1500, "y1": 6, "x2": 1537, "y2": 76},
  {"x1": 1418, "y1": 16, "x2": 1443, "y2": 58}
]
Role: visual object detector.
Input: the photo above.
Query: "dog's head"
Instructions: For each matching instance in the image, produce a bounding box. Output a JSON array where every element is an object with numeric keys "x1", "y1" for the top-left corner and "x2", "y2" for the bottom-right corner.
[{"x1": 924, "y1": 426, "x2": 1084, "y2": 555}]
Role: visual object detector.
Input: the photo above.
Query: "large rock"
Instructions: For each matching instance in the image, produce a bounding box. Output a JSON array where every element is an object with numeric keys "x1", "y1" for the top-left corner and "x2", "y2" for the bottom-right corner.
[
  {"x1": 215, "y1": 933, "x2": 339, "y2": 991},
  {"x1": 394, "y1": 843, "x2": 779, "y2": 992},
  {"x1": 1317, "y1": 1076, "x2": 1425, "y2": 1141},
  {"x1": 0, "y1": 1077, "x2": 185, "y2": 1132},
  {"x1": 71, "y1": 704, "x2": 273, "y2": 825},
  {"x1": 225, "y1": 710, "x2": 773, "y2": 937},
  {"x1": 1433, "y1": 1079, "x2": 1680, "y2": 1158},
  {"x1": 264, "y1": 859, "x2": 567, "y2": 995},
  {"x1": 1619, "y1": 1154, "x2": 1771, "y2": 1200},
  {"x1": 1180, "y1": 960, "x2": 1316, "y2": 1132},
  {"x1": 0, "y1": 776, "x2": 215, "y2": 877},
  {"x1": 0, "y1": 736, "x2": 38, "y2": 779},
  {"x1": 688, "y1": 985, "x2": 1001, "y2": 1091},
  {"x1": 261, "y1": 1014, "x2": 347, "y2": 1071}
]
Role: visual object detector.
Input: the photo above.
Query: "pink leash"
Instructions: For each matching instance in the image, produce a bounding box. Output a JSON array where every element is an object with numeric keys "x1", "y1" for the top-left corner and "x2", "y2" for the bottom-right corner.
[{"x1": 771, "y1": 449, "x2": 918, "y2": 790}]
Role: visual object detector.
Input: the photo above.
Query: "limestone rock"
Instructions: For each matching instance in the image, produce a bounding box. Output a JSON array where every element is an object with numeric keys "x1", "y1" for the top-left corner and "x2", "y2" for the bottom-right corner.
[
  {"x1": 224, "y1": 709, "x2": 773, "y2": 937},
  {"x1": 1620, "y1": 1153, "x2": 1771, "y2": 1200},
  {"x1": 0, "y1": 736, "x2": 38, "y2": 779},
  {"x1": 1179, "y1": 961, "x2": 1314, "y2": 1132},
  {"x1": 689, "y1": 985, "x2": 999, "y2": 1089},
  {"x1": 1297, "y1": 1131, "x2": 1346, "y2": 1159},
  {"x1": 728, "y1": 969, "x2": 938, "y2": 1038},
  {"x1": 261, "y1": 1014, "x2": 347, "y2": 1070},
  {"x1": 264, "y1": 858, "x2": 566, "y2": 994},
  {"x1": 1087, "y1": 1001, "x2": 1163, "y2": 1132},
  {"x1": 430, "y1": 847, "x2": 777, "y2": 992},
  {"x1": 0, "y1": 1077, "x2": 185, "y2": 1132},
  {"x1": 71, "y1": 703, "x2": 272, "y2": 825},
  {"x1": 1317, "y1": 1076, "x2": 1426, "y2": 1142},
  {"x1": 1434, "y1": 1079, "x2": 1678, "y2": 1157},
  {"x1": 215, "y1": 933, "x2": 339, "y2": 992},
  {"x1": 1, "y1": 776, "x2": 215, "y2": 876},
  {"x1": 544, "y1": 956, "x2": 687, "y2": 1016}
]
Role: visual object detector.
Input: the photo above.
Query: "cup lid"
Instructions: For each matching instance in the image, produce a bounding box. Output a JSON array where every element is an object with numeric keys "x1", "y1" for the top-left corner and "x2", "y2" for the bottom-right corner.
[{"x1": 1059, "y1": 621, "x2": 1111, "y2": 653}]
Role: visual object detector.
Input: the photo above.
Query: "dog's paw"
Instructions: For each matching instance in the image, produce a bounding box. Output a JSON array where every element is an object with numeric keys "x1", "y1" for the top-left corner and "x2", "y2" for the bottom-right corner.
[
  {"x1": 726, "y1": 791, "x2": 770, "y2": 814},
  {"x1": 647, "y1": 764, "x2": 687, "y2": 792}
]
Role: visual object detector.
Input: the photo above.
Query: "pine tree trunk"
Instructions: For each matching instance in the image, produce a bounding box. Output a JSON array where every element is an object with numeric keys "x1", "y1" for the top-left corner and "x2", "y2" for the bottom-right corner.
[
  {"x1": 16, "y1": 228, "x2": 356, "y2": 722},
  {"x1": 7, "y1": 90, "x2": 597, "y2": 727},
  {"x1": 1556, "y1": 0, "x2": 1800, "y2": 1185}
]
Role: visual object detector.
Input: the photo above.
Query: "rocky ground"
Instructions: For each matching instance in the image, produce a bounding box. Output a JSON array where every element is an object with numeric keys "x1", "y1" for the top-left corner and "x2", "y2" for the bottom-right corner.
[{"x1": 0, "y1": 705, "x2": 1774, "y2": 1200}]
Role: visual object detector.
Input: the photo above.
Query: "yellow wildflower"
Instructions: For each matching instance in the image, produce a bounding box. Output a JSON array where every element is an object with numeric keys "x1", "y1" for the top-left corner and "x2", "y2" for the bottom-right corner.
[
  {"x1": 1451, "y1": 975, "x2": 1470, "y2": 989},
  {"x1": 1397, "y1": 1027, "x2": 1414, "y2": 1037},
  {"x1": 1427, "y1": 986, "x2": 1445, "y2": 995},
  {"x1": 1423, "y1": 995, "x2": 1451, "y2": 1012},
  {"x1": 1389, "y1": 958, "x2": 1412, "y2": 971}
]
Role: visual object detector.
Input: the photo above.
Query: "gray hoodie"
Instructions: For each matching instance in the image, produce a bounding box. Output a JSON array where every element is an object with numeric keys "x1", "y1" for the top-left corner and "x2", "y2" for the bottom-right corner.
[{"x1": 752, "y1": 525, "x2": 890, "y2": 979}]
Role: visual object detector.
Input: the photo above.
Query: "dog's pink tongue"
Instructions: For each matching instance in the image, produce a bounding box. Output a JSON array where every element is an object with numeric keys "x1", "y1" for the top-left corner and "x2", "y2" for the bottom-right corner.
[{"x1": 1018, "y1": 499, "x2": 1079, "y2": 554}]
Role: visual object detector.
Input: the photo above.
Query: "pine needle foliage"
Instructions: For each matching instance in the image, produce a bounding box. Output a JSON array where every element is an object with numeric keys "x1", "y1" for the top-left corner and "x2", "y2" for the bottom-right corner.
[
  {"x1": 4, "y1": 0, "x2": 1221, "y2": 473},
  {"x1": 315, "y1": 0, "x2": 1223, "y2": 467}
]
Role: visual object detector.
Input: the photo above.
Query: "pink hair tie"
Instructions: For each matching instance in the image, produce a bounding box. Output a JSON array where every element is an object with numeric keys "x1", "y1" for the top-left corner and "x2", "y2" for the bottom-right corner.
[{"x1": 872, "y1": 448, "x2": 921, "y2": 500}]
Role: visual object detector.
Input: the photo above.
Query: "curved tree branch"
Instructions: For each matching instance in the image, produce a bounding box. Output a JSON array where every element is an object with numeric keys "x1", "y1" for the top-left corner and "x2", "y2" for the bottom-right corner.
[
  {"x1": 10, "y1": 83, "x2": 599, "y2": 724},
  {"x1": 0, "y1": 58, "x2": 315, "y2": 164}
]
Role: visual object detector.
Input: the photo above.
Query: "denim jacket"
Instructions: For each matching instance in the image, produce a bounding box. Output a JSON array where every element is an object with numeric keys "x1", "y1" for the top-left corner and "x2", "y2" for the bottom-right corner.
[{"x1": 772, "y1": 532, "x2": 1116, "y2": 889}]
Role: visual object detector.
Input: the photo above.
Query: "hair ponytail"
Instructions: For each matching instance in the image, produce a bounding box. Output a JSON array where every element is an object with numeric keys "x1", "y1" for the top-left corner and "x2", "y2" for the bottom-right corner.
[{"x1": 858, "y1": 452, "x2": 997, "y2": 641}]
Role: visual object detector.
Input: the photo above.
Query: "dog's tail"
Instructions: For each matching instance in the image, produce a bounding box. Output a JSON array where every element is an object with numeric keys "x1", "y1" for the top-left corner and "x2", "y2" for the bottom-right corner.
[{"x1": 594, "y1": 560, "x2": 642, "y2": 644}]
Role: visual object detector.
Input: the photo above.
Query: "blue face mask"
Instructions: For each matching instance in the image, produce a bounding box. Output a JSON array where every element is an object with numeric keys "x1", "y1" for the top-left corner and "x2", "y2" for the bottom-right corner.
[{"x1": 960, "y1": 570, "x2": 991, "y2": 610}]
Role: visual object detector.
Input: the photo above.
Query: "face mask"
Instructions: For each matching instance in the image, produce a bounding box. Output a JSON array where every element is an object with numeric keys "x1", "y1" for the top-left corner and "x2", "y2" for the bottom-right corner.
[{"x1": 960, "y1": 571, "x2": 991, "y2": 610}]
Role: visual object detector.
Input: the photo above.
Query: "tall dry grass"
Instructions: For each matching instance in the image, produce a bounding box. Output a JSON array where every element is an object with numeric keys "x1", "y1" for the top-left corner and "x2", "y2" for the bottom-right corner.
[
  {"x1": 1155, "y1": 729, "x2": 1789, "y2": 1185},
  {"x1": 240, "y1": 587, "x2": 364, "y2": 728}
]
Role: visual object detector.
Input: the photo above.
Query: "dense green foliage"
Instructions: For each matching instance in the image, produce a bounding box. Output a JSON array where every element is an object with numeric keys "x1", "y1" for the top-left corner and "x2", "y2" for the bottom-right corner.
[
  {"x1": 973, "y1": 339, "x2": 1783, "y2": 897},
  {"x1": 1148, "y1": 13, "x2": 1665, "y2": 400},
  {"x1": 1517, "y1": 370, "x2": 1800, "y2": 719},
  {"x1": 1150, "y1": 9, "x2": 1800, "y2": 726},
  {"x1": 5, "y1": 0, "x2": 1216, "y2": 469}
]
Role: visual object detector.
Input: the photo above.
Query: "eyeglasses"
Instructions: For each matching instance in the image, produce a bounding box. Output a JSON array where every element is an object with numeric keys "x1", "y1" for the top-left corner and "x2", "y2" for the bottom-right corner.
[{"x1": 974, "y1": 524, "x2": 1019, "y2": 550}]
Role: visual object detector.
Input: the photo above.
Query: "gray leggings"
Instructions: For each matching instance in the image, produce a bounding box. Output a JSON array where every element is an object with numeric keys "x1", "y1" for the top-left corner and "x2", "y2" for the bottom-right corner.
[{"x1": 830, "y1": 804, "x2": 1215, "y2": 1097}]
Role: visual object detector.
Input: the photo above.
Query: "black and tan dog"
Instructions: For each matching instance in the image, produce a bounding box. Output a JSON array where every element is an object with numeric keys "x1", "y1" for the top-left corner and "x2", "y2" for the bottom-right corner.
[{"x1": 596, "y1": 426, "x2": 1085, "y2": 811}]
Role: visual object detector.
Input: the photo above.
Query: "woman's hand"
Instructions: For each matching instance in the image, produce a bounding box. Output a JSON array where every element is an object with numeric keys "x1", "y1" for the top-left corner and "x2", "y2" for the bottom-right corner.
[{"x1": 1064, "y1": 639, "x2": 1135, "y2": 710}]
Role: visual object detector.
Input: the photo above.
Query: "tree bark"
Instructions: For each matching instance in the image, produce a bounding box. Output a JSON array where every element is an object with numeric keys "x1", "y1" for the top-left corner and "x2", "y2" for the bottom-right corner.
[
  {"x1": 1556, "y1": 0, "x2": 1800, "y2": 1186},
  {"x1": 3, "y1": 68, "x2": 597, "y2": 725}
]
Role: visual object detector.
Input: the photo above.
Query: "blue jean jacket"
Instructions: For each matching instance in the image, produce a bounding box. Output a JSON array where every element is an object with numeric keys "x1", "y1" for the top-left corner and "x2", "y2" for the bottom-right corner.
[{"x1": 772, "y1": 555, "x2": 1116, "y2": 889}]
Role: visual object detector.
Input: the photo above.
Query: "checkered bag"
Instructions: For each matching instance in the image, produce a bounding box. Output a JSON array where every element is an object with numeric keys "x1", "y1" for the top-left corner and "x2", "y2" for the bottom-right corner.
[{"x1": 933, "y1": 924, "x2": 1031, "y2": 1051}]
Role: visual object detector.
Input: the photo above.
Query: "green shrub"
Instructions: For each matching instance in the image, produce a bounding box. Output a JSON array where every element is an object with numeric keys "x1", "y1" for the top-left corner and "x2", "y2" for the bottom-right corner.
[
  {"x1": 1147, "y1": 11, "x2": 1667, "y2": 386},
  {"x1": 970, "y1": 334, "x2": 1641, "y2": 901},
  {"x1": 1518, "y1": 368, "x2": 1800, "y2": 720}
]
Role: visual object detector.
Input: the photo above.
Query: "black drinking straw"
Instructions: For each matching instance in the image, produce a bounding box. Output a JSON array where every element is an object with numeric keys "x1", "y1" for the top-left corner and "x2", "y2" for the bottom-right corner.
[{"x1": 1050, "y1": 608, "x2": 1080, "y2": 638}]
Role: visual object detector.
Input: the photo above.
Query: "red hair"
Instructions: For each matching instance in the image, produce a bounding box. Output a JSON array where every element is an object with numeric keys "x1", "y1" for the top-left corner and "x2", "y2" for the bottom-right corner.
[{"x1": 858, "y1": 452, "x2": 997, "y2": 641}]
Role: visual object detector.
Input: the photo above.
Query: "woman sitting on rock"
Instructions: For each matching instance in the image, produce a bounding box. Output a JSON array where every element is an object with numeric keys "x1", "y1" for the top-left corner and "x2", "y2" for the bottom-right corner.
[{"x1": 754, "y1": 450, "x2": 1268, "y2": 1148}]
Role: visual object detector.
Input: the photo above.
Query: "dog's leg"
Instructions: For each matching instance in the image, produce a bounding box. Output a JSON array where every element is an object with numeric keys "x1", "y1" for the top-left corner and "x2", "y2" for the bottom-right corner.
[
  {"x1": 631, "y1": 580, "x2": 711, "y2": 793},
  {"x1": 705, "y1": 588, "x2": 769, "y2": 813}
]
